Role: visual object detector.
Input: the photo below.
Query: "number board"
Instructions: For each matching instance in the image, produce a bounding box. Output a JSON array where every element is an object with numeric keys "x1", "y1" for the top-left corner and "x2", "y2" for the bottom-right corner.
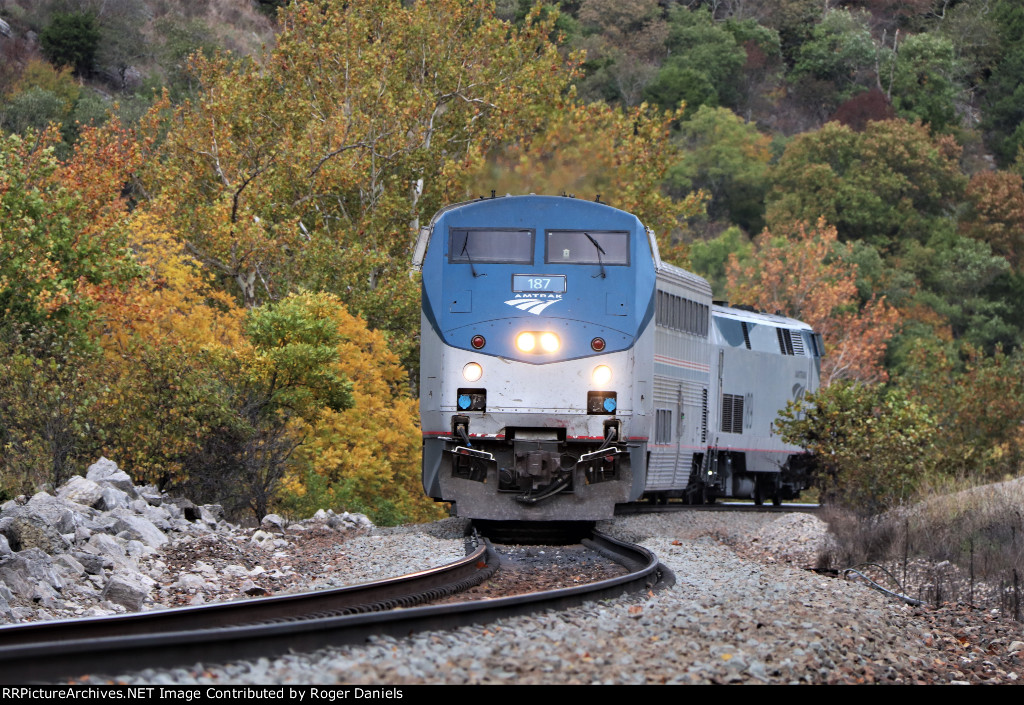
[{"x1": 512, "y1": 275, "x2": 566, "y2": 293}]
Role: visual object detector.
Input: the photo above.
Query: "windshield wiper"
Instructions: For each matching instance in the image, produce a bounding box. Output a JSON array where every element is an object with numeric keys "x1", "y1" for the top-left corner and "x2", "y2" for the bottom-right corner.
[
  {"x1": 584, "y1": 232, "x2": 607, "y2": 279},
  {"x1": 460, "y1": 236, "x2": 484, "y2": 278}
]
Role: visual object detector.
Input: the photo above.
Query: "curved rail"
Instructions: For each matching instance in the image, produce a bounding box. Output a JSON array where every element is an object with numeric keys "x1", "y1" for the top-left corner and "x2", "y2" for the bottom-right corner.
[
  {"x1": 616, "y1": 501, "x2": 822, "y2": 516},
  {"x1": 0, "y1": 531, "x2": 667, "y2": 683}
]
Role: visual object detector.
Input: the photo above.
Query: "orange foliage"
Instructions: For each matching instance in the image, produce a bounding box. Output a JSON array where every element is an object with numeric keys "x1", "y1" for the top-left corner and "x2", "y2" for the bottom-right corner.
[
  {"x1": 726, "y1": 218, "x2": 900, "y2": 384},
  {"x1": 960, "y1": 170, "x2": 1024, "y2": 271}
]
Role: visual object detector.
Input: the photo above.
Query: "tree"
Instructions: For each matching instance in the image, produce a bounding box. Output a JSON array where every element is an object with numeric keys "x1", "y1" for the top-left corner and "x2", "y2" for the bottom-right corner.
[
  {"x1": 726, "y1": 218, "x2": 900, "y2": 384},
  {"x1": 775, "y1": 380, "x2": 937, "y2": 513},
  {"x1": 687, "y1": 226, "x2": 752, "y2": 296},
  {"x1": 898, "y1": 233, "x2": 1014, "y2": 354},
  {"x1": 884, "y1": 32, "x2": 963, "y2": 131},
  {"x1": 574, "y1": 0, "x2": 667, "y2": 107},
  {"x1": 765, "y1": 119, "x2": 966, "y2": 247},
  {"x1": 280, "y1": 298, "x2": 444, "y2": 525},
  {"x1": 899, "y1": 344, "x2": 1024, "y2": 483},
  {"x1": 643, "y1": 7, "x2": 747, "y2": 114},
  {"x1": 980, "y1": 1, "x2": 1024, "y2": 165},
  {"x1": 0, "y1": 126, "x2": 139, "y2": 345},
  {"x1": 790, "y1": 9, "x2": 879, "y2": 121},
  {"x1": 0, "y1": 122, "x2": 139, "y2": 496},
  {"x1": 960, "y1": 169, "x2": 1024, "y2": 271},
  {"x1": 139, "y1": 0, "x2": 576, "y2": 370},
  {"x1": 667, "y1": 105, "x2": 772, "y2": 233},
  {"x1": 830, "y1": 87, "x2": 896, "y2": 131},
  {"x1": 40, "y1": 11, "x2": 101, "y2": 76}
]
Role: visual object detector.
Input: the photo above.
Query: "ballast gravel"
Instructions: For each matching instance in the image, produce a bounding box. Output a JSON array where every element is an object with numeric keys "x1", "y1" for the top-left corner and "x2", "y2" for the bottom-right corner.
[{"x1": 76, "y1": 512, "x2": 1024, "y2": 685}]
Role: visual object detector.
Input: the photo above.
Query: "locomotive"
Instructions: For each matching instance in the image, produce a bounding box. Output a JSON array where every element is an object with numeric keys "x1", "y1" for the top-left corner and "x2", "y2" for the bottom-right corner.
[{"x1": 413, "y1": 195, "x2": 821, "y2": 521}]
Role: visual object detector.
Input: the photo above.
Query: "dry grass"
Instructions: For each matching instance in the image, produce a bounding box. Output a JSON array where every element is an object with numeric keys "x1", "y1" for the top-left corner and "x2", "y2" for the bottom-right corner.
[{"x1": 818, "y1": 477, "x2": 1024, "y2": 620}]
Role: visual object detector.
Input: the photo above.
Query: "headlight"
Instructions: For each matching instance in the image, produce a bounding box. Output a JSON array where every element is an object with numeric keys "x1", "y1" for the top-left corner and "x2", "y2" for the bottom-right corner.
[
  {"x1": 516, "y1": 332, "x2": 536, "y2": 352},
  {"x1": 540, "y1": 332, "x2": 559, "y2": 353},
  {"x1": 592, "y1": 365, "x2": 612, "y2": 386},
  {"x1": 516, "y1": 331, "x2": 559, "y2": 354},
  {"x1": 463, "y1": 362, "x2": 483, "y2": 382}
]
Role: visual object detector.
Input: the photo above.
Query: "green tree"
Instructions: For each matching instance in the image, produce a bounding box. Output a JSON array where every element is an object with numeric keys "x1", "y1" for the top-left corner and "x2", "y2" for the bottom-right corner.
[
  {"x1": 899, "y1": 344, "x2": 1024, "y2": 483},
  {"x1": 687, "y1": 226, "x2": 751, "y2": 296},
  {"x1": 899, "y1": 233, "x2": 1014, "y2": 353},
  {"x1": 40, "y1": 11, "x2": 101, "y2": 76},
  {"x1": 980, "y1": 0, "x2": 1024, "y2": 165},
  {"x1": 667, "y1": 105, "x2": 772, "y2": 232},
  {"x1": 643, "y1": 7, "x2": 746, "y2": 114},
  {"x1": 765, "y1": 119, "x2": 966, "y2": 247},
  {"x1": 790, "y1": 9, "x2": 879, "y2": 121},
  {"x1": 776, "y1": 381, "x2": 937, "y2": 513},
  {"x1": 884, "y1": 33, "x2": 963, "y2": 131}
]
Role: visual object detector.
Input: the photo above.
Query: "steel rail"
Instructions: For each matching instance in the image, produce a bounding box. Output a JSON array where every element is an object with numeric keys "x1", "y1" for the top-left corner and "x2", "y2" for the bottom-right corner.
[
  {"x1": 0, "y1": 534, "x2": 495, "y2": 648},
  {"x1": 0, "y1": 531, "x2": 668, "y2": 684},
  {"x1": 616, "y1": 502, "x2": 822, "y2": 516}
]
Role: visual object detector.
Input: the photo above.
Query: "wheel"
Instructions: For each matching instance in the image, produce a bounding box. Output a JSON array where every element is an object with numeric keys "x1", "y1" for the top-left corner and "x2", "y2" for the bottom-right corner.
[
  {"x1": 772, "y1": 493, "x2": 782, "y2": 507},
  {"x1": 753, "y1": 479, "x2": 764, "y2": 506},
  {"x1": 701, "y1": 484, "x2": 715, "y2": 505}
]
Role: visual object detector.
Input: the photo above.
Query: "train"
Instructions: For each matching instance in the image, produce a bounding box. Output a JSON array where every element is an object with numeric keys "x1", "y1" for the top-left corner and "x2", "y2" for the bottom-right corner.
[{"x1": 413, "y1": 195, "x2": 821, "y2": 521}]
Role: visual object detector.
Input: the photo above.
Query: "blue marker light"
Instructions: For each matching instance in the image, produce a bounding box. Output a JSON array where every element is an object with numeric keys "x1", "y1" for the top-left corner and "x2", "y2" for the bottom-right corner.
[
  {"x1": 458, "y1": 394, "x2": 472, "y2": 410},
  {"x1": 603, "y1": 397, "x2": 617, "y2": 412}
]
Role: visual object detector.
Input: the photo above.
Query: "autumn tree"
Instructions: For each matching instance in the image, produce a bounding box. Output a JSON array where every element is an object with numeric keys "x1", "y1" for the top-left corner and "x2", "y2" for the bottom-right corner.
[
  {"x1": 280, "y1": 299, "x2": 445, "y2": 525},
  {"x1": 0, "y1": 126, "x2": 139, "y2": 346},
  {"x1": 0, "y1": 123, "x2": 140, "y2": 495},
  {"x1": 726, "y1": 218, "x2": 900, "y2": 384},
  {"x1": 960, "y1": 169, "x2": 1024, "y2": 271},
  {"x1": 92, "y1": 210, "x2": 250, "y2": 492},
  {"x1": 139, "y1": 0, "x2": 576, "y2": 371}
]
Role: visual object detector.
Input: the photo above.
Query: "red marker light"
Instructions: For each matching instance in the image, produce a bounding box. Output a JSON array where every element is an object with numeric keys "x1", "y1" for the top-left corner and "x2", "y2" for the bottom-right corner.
[
  {"x1": 471, "y1": 335, "x2": 486, "y2": 349},
  {"x1": 591, "y1": 337, "x2": 606, "y2": 352}
]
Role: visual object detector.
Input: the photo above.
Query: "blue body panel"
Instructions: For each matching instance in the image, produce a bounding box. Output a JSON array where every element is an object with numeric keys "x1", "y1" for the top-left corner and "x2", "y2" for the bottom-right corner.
[{"x1": 422, "y1": 196, "x2": 657, "y2": 363}]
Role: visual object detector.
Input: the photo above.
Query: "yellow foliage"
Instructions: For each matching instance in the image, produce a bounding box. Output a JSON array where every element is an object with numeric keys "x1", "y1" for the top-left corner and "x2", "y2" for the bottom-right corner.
[
  {"x1": 7, "y1": 59, "x2": 80, "y2": 111},
  {"x1": 284, "y1": 301, "x2": 444, "y2": 524},
  {"x1": 97, "y1": 210, "x2": 247, "y2": 356}
]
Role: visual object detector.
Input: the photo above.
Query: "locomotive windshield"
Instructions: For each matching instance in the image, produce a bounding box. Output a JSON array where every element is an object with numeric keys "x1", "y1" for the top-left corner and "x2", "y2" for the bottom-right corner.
[
  {"x1": 448, "y1": 228, "x2": 534, "y2": 264},
  {"x1": 545, "y1": 230, "x2": 630, "y2": 265}
]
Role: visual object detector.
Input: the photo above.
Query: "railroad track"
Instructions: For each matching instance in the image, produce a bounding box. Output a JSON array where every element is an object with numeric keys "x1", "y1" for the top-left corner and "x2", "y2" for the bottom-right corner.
[
  {"x1": 0, "y1": 530, "x2": 669, "y2": 684},
  {"x1": 617, "y1": 501, "x2": 822, "y2": 516}
]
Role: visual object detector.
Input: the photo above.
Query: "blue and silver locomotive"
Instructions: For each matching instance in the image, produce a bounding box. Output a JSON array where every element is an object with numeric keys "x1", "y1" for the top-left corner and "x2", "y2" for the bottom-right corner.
[{"x1": 413, "y1": 195, "x2": 821, "y2": 520}]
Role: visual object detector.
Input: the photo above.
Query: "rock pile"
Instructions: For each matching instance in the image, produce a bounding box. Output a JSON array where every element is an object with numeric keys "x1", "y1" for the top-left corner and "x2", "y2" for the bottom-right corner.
[{"x1": 0, "y1": 458, "x2": 373, "y2": 623}]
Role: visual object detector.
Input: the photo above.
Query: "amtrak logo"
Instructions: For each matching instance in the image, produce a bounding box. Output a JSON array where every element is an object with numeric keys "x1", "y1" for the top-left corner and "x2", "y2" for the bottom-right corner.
[{"x1": 505, "y1": 296, "x2": 561, "y2": 315}]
